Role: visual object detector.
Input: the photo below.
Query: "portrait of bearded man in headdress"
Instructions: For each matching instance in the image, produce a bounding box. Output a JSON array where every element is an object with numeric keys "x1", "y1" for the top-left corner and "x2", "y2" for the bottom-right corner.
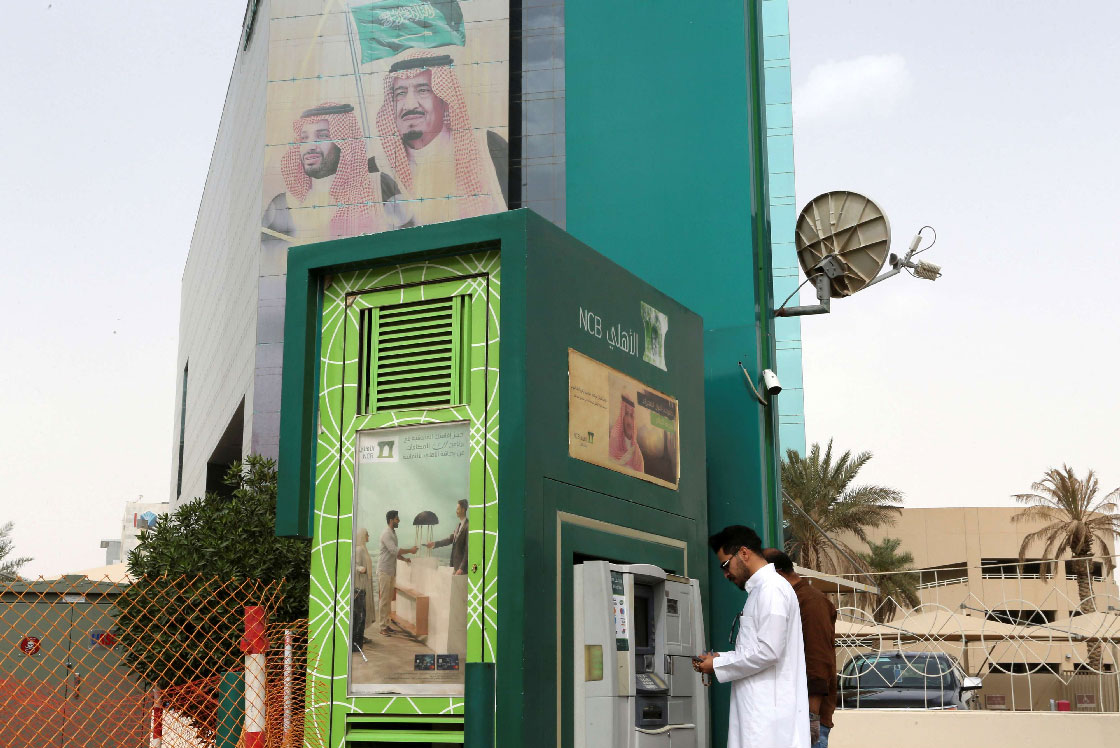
[
  {"x1": 375, "y1": 50, "x2": 508, "y2": 227},
  {"x1": 608, "y1": 392, "x2": 645, "y2": 472},
  {"x1": 263, "y1": 102, "x2": 402, "y2": 244}
]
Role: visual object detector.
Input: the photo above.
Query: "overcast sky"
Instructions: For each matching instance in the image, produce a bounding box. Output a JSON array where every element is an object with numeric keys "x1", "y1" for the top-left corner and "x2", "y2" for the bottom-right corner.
[
  {"x1": 790, "y1": 0, "x2": 1119, "y2": 513},
  {"x1": 2, "y1": 2, "x2": 1117, "y2": 577},
  {"x1": 0, "y1": 2, "x2": 245, "y2": 577}
]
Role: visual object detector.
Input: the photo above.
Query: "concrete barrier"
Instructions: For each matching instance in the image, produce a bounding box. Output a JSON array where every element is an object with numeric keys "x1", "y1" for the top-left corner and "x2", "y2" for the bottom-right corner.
[{"x1": 829, "y1": 709, "x2": 1120, "y2": 748}]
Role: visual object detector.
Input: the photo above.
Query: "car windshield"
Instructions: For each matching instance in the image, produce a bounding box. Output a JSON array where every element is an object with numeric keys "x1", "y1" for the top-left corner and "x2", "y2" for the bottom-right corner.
[{"x1": 845, "y1": 656, "x2": 955, "y2": 690}]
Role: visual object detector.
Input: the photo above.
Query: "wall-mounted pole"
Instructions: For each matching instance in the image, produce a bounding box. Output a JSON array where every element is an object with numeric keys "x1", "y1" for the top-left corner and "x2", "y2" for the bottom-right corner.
[{"x1": 774, "y1": 274, "x2": 832, "y2": 318}]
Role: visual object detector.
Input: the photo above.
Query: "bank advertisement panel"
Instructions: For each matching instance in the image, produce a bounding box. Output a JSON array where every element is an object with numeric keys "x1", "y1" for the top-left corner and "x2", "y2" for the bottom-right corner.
[
  {"x1": 263, "y1": 0, "x2": 509, "y2": 247},
  {"x1": 351, "y1": 422, "x2": 470, "y2": 694},
  {"x1": 568, "y1": 350, "x2": 680, "y2": 490}
]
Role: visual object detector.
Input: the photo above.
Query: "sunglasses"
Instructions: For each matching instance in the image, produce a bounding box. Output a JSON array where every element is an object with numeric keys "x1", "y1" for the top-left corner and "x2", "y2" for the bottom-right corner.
[{"x1": 720, "y1": 546, "x2": 744, "y2": 571}]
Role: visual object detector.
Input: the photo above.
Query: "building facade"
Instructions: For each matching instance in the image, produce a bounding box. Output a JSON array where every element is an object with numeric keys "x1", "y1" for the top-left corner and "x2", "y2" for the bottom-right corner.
[
  {"x1": 167, "y1": 0, "x2": 806, "y2": 507},
  {"x1": 169, "y1": 1, "x2": 272, "y2": 504},
  {"x1": 862, "y1": 506, "x2": 1118, "y2": 626},
  {"x1": 99, "y1": 499, "x2": 171, "y2": 565},
  {"x1": 171, "y1": 0, "x2": 808, "y2": 743},
  {"x1": 847, "y1": 506, "x2": 1120, "y2": 705}
]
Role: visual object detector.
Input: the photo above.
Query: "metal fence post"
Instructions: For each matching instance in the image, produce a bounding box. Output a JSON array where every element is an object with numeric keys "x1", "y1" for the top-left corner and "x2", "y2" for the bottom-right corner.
[
  {"x1": 283, "y1": 628, "x2": 294, "y2": 739},
  {"x1": 217, "y1": 671, "x2": 244, "y2": 748}
]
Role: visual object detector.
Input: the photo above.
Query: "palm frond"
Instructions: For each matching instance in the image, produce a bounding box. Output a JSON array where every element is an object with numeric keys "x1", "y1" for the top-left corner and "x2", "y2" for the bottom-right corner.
[
  {"x1": 1013, "y1": 466, "x2": 1120, "y2": 584},
  {"x1": 782, "y1": 440, "x2": 902, "y2": 576}
]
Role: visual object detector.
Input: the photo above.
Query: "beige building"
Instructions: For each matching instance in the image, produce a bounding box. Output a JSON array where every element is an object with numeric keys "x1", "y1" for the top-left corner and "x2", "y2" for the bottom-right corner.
[
  {"x1": 855, "y1": 508, "x2": 1111, "y2": 627},
  {"x1": 859, "y1": 507, "x2": 1118, "y2": 626},
  {"x1": 838, "y1": 507, "x2": 1120, "y2": 710}
]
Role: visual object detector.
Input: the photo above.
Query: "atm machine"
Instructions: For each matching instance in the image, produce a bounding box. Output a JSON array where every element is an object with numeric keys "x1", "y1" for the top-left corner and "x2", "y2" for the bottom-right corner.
[{"x1": 575, "y1": 562, "x2": 708, "y2": 748}]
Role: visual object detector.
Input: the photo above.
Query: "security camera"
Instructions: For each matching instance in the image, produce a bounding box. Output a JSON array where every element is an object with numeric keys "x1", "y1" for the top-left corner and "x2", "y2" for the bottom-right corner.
[
  {"x1": 760, "y1": 369, "x2": 782, "y2": 396},
  {"x1": 738, "y1": 362, "x2": 782, "y2": 406}
]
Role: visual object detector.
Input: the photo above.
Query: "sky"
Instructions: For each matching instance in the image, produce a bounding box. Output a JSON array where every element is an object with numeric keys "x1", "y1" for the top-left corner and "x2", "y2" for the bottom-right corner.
[
  {"x1": 0, "y1": 2, "x2": 246, "y2": 577},
  {"x1": 1, "y1": 1, "x2": 1117, "y2": 577},
  {"x1": 790, "y1": 1, "x2": 1120, "y2": 511}
]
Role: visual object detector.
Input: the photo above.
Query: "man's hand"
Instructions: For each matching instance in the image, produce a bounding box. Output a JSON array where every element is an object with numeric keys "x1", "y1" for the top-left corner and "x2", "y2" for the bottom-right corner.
[
  {"x1": 692, "y1": 652, "x2": 716, "y2": 675},
  {"x1": 454, "y1": 569, "x2": 464, "y2": 576},
  {"x1": 809, "y1": 712, "x2": 820, "y2": 744},
  {"x1": 425, "y1": 541, "x2": 435, "y2": 549}
]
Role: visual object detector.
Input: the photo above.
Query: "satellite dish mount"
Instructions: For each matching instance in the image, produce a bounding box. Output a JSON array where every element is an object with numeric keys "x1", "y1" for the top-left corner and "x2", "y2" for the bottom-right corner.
[{"x1": 775, "y1": 191, "x2": 941, "y2": 318}]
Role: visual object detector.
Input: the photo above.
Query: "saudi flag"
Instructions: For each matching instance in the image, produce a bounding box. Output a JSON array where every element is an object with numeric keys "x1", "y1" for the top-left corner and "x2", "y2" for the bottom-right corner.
[{"x1": 350, "y1": 0, "x2": 466, "y2": 64}]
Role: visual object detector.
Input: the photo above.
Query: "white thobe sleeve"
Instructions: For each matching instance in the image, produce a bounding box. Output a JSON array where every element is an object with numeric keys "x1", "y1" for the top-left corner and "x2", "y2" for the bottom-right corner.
[{"x1": 712, "y1": 586, "x2": 790, "y2": 683}]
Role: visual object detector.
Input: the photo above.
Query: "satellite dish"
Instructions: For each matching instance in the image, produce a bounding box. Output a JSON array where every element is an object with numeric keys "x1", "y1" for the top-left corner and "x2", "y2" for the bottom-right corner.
[{"x1": 795, "y1": 191, "x2": 890, "y2": 297}]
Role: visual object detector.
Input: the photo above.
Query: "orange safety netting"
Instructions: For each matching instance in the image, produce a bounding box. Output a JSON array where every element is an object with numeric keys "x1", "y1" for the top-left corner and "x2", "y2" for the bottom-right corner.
[{"x1": 0, "y1": 575, "x2": 323, "y2": 748}]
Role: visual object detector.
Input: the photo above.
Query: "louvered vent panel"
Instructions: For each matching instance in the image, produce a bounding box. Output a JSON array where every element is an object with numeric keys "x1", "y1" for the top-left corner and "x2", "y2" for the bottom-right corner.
[
  {"x1": 345, "y1": 713, "x2": 465, "y2": 745},
  {"x1": 358, "y1": 295, "x2": 468, "y2": 413}
]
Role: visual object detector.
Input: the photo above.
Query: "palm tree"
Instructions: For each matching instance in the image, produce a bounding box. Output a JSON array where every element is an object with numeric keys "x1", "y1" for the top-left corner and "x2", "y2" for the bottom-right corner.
[
  {"x1": 0, "y1": 521, "x2": 32, "y2": 582},
  {"x1": 1013, "y1": 466, "x2": 1120, "y2": 671},
  {"x1": 781, "y1": 440, "x2": 903, "y2": 576},
  {"x1": 859, "y1": 537, "x2": 920, "y2": 623}
]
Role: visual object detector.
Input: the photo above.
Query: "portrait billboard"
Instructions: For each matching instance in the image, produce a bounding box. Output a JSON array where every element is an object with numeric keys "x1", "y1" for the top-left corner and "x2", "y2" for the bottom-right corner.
[
  {"x1": 262, "y1": 0, "x2": 509, "y2": 248},
  {"x1": 350, "y1": 422, "x2": 470, "y2": 694},
  {"x1": 568, "y1": 350, "x2": 680, "y2": 489}
]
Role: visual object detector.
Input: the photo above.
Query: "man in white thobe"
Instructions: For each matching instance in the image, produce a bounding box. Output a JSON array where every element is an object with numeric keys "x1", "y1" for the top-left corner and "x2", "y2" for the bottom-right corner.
[{"x1": 695, "y1": 525, "x2": 810, "y2": 748}]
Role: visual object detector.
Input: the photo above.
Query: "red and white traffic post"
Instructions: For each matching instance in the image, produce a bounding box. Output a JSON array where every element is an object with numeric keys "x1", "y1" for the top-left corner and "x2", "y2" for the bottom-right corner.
[
  {"x1": 150, "y1": 687, "x2": 162, "y2": 748},
  {"x1": 241, "y1": 606, "x2": 269, "y2": 748}
]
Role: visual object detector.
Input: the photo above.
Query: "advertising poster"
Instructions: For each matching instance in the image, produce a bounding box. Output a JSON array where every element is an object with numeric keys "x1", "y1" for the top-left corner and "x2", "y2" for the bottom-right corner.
[
  {"x1": 262, "y1": 0, "x2": 509, "y2": 248},
  {"x1": 351, "y1": 422, "x2": 470, "y2": 694},
  {"x1": 568, "y1": 350, "x2": 680, "y2": 489}
]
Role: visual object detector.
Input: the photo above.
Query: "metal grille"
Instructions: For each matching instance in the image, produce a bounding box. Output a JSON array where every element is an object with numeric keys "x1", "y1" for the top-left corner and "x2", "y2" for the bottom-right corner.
[
  {"x1": 345, "y1": 713, "x2": 465, "y2": 745},
  {"x1": 359, "y1": 296, "x2": 468, "y2": 413}
]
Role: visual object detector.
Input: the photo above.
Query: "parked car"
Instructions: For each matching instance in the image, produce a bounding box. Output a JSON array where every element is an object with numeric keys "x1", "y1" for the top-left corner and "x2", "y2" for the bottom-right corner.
[{"x1": 838, "y1": 652, "x2": 983, "y2": 709}]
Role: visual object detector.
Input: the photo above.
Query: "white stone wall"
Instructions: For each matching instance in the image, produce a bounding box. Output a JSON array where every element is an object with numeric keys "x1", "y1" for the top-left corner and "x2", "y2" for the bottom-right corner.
[
  {"x1": 169, "y1": 3, "x2": 270, "y2": 504},
  {"x1": 831, "y1": 710, "x2": 1120, "y2": 748}
]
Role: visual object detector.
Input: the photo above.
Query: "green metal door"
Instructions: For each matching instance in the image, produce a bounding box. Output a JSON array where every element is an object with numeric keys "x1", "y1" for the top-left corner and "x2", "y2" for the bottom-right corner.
[
  {"x1": 0, "y1": 599, "x2": 65, "y2": 747},
  {"x1": 62, "y1": 597, "x2": 144, "y2": 747},
  {"x1": 305, "y1": 251, "x2": 500, "y2": 747}
]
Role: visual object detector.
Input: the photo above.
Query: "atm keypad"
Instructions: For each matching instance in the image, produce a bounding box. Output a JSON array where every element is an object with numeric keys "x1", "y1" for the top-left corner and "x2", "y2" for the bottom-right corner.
[{"x1": 635, "y1": 673, "x2": 669, "y2": 693}]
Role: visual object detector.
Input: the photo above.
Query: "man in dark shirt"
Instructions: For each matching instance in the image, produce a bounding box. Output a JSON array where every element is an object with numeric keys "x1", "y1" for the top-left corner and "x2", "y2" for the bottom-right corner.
[
  {"x1": 426, "y1": 499, "x2": 469, "y2": 575},
  {"x1": 764, "y1": 548, "x2": 837, "y2": 748}
]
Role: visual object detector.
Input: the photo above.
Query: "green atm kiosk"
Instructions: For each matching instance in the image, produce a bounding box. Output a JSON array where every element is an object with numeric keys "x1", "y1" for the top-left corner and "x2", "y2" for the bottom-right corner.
[{"x1": 277, "y1": 210, "x2": 711, "y2": 747}]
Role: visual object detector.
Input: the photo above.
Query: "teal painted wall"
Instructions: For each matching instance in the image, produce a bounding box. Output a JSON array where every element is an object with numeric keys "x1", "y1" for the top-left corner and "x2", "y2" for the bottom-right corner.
[
  {"x1": 763, "y1": 0, "x2": 807, "y2": 459},
  {"x1": 563, "y1": 3, "x2": 790, "y2": 744},
  {"x1": 495, "y1": 211, "x2": 710, "y2": 748},
  {"x1": 562, "y1": 0, "x2": 784, "y2": 527},
  {"x1": 565, "y1": 1, "x2": 757, "y2": 331}
]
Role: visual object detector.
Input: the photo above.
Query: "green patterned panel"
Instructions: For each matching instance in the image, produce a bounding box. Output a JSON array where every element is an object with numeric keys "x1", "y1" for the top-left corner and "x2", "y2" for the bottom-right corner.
[{"x1": 305, "y1": 251, "x2": 499, "y2": 746}]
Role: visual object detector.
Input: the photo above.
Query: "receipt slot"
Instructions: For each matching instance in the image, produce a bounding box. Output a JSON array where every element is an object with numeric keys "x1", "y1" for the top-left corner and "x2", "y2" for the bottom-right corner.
[{"x1": 574, "y1": 562, "x2": 708, "y2": 748}]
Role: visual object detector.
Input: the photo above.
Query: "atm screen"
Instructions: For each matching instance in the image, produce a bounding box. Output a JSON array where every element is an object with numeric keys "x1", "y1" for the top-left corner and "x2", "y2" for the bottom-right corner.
[
  {"x1": 634, "y1": 601, "x2": 648, "y2": 650},
  {"x1": 634, "y1": 585, "x2": 653, "y2": 652}
]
